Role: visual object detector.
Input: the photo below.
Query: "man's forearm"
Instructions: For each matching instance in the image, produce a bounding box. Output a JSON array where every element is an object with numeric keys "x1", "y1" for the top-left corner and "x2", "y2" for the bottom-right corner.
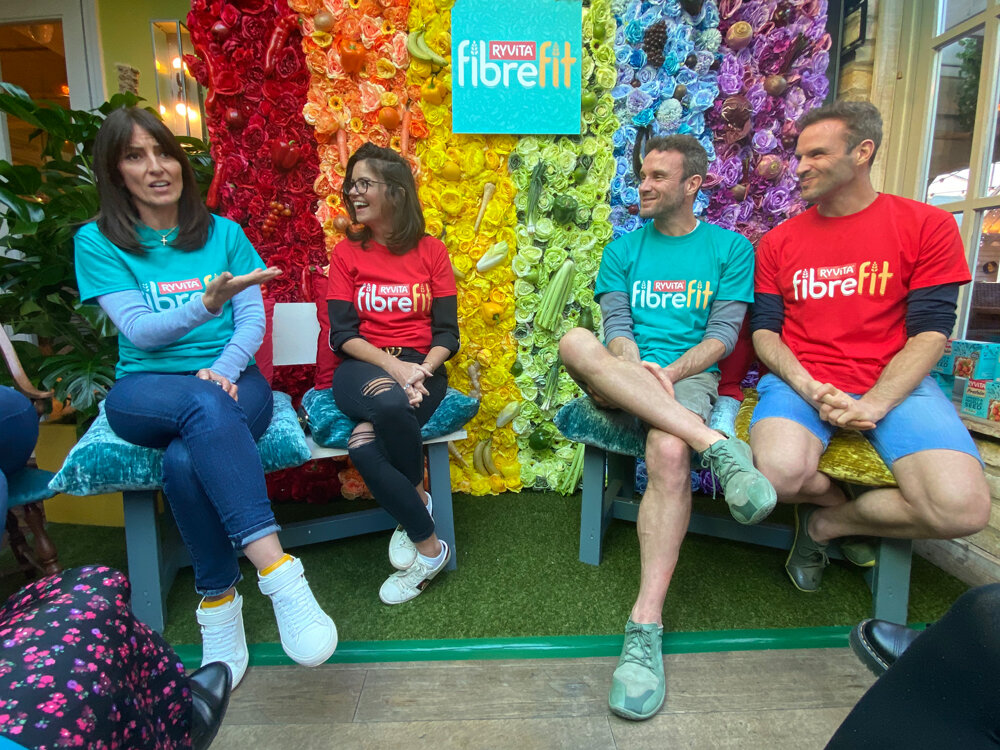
[
  {"x1": 608, "y1": 336, "x2": 640, "y2": 362},
  {"x1": 752, "y1": 329, "x2": 820, "y2": 400},
  {"x1": 666, "y1": 338, "x2": 726, "y2": 382},
  {"x1": 863, "y1": 331, "x2": 947, "y2": 416}
]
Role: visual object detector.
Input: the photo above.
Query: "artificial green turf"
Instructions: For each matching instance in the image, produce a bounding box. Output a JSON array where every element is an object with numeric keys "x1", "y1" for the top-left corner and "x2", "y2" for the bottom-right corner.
[{"x1": 0, "y1": 491, "x2": 968, "y2": 647}]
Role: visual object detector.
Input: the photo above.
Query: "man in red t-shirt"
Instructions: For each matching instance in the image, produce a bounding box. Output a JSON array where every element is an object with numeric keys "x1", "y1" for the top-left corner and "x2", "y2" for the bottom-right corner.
[{"x1": 749, "y1": 101, "x2": 990, "y2": 593}]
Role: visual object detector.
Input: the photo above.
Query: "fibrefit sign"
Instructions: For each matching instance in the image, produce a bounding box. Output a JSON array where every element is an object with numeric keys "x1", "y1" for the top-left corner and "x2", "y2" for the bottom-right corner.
[{"x1": 451, "y1": 0, "x2": 582, "y2": 134}]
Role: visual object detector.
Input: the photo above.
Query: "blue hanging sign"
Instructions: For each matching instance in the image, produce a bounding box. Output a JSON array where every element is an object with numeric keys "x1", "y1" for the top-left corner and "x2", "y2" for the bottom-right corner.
[{"x1": 450, "y1": 0, "x2": 583, "y2": 135}]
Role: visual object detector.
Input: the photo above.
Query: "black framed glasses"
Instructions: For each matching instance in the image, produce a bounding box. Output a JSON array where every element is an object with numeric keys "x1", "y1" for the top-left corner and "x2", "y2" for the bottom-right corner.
[{"x1": 344, "y1": 177, "x2": 390, "y2": 195}]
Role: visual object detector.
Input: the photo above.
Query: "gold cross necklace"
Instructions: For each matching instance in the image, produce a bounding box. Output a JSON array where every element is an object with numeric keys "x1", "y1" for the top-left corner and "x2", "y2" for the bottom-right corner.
[{"x1": 155, "y1": 227, "x2": 178, "y2": 246}]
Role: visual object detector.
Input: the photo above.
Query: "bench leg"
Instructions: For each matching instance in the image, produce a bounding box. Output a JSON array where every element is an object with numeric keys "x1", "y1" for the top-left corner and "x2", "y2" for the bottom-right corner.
[
  {"x1": 427, "y1": 442, "x2": 457, "y2": 572},
  {"x1": 123, "y1": 490, "x2": 169, "y2": 632},
  {"x1": 579, "y1": 446, "x2": 609, "y2": 565},
  {"x1": 871, "y1": 538, "x2": 912, "y2": 624}
]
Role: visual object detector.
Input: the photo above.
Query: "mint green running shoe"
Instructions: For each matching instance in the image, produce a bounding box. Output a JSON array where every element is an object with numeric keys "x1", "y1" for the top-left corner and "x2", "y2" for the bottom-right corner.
[
  {"x1": 608, "y1": 619, "x2": 665, "y2": 721},
  {"x1": 701, "y1": 437, "x2": 777, "y2": 525}
]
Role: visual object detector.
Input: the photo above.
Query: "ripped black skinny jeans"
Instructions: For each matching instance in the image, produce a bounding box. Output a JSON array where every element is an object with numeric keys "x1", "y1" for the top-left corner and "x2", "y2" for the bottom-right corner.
[{"x1": 331, "y1": 351, "x2": 447, "y2": 543}]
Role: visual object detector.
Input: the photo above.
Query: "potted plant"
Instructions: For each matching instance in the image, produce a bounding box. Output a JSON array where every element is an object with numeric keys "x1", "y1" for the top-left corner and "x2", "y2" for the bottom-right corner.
[
  {"x1": 0, "y1": 84, "x2": 213, "y2": 525},
  {"x1": 0, "y1": 83, "x2": 213, "y2": 423}
]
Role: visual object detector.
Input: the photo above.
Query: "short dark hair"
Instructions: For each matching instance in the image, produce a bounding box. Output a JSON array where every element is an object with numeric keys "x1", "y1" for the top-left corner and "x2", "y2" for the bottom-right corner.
[
  {"x1": 797, "y1": 100, "x2": 883, "y2": 163},
  {"x1": 644, "y1": 134, "x2": 708, "y2": 181},
  {"x1": 342, "y1": 143, "x2": 425, "y2": 255},
  {"x1": 92, "y1": 107, "x2": 211, "y2": 254}
]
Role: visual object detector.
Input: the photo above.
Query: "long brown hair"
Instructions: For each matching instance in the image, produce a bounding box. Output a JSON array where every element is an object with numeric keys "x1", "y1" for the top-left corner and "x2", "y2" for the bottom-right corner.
[
  {"x1": 342, "y1": 143, "x2": 425, "y2": 255},
  {"x1": 92, "y1": 107, "x2": 211, "y2": 254}
]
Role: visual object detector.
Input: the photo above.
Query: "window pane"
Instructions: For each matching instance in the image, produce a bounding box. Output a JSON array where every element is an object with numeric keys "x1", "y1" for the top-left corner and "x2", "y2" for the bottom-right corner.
[
  {"x1": 940, "y1": 0, "x2": 987, "y2": 32},
  {"x1": 925, "y1": 29, "x2": 985, "y2": 204},
  {"x1": 0, "y1": 22, "x2": 69, "y2": 168},
  {"x1": 966, "y1": 207, "x2": 1000, "y2": 342}
]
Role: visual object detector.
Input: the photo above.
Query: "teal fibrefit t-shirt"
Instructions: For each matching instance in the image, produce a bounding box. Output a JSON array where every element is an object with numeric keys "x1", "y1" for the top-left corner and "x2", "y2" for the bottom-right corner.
[
  {"x1": 74, "y1": 216, "x2": 264, "y2": 377},
  {"x1": 595, "y1": 221, "x2": 755, "y2": 372}
]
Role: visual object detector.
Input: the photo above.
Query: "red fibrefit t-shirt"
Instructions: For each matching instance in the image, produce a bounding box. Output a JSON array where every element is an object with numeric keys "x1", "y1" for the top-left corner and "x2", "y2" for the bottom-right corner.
[
  {"x1": 755, "y1": 193, "x2": 970, "y2": 393},
  {"x1": 327, "y1": 235, "x2": 456, "y2": 353}
]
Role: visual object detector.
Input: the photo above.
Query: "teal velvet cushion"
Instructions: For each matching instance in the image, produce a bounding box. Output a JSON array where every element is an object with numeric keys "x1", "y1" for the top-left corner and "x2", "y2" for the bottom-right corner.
[
  {"x1": 7, "y1": 468, "x2": 56, "y2": 507},
  {"x1": 554, "y1": 397, "x2": 647, "y2": 458},
  {"x1": 49, "y1": 391, "x2": 310, "y2": 496},
  {"x1": 302, "y1": 386, "x2": 480, "y2": 449}
]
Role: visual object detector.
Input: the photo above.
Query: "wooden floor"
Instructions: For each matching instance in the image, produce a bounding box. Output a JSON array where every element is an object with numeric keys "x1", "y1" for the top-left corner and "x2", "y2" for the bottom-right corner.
[{"x1": 211, "y1": 647, "x2": 875, "y2": 749}]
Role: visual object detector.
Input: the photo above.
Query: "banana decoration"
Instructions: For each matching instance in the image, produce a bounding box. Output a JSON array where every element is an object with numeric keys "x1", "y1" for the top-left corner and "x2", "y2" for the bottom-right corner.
[
  {"x1": 406, "y1": 30, "x2": 448, "y2": 67},
  {"x1": 472, "y1": 438, "x2": 500, "y2": 476}
]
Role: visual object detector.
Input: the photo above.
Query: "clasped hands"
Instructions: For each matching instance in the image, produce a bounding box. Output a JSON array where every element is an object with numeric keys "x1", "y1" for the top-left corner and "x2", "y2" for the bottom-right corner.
[
  {"x1": 810, "y1": 382, "x2": 885, "y2": 430},
  {"x1": 389, "y1": 361, "x2": 434, "y2": 407}
]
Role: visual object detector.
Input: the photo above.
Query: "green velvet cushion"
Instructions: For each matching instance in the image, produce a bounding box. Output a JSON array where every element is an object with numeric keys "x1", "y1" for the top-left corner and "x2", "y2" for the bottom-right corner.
[
  {"x1": 302, "y1": 386, "x2": 480, "y2": 449},
  {"x1": 49, "y1": 391, "x2": 311, "y2": 496},
  {"x1": 7, "y1": 467, "x2": 56, "y2": 507},
  {"x1": 554, "y1": 397, "x2": 647, "y2": 458}
]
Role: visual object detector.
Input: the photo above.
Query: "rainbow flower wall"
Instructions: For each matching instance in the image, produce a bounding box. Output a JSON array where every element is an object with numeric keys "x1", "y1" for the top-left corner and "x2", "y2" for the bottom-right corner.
[{"x1": 186, "y1": 0, "x2": 831, "y2": 497}]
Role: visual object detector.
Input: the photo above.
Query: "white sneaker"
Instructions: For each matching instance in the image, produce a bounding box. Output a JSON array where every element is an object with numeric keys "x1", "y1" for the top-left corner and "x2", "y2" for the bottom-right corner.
[
  {"x1": 258, "y1": 557, "x2": 338, "y2": 666},
  {"x1": 388, "y1": 526, "x2": 418, "y2": 570},
  {"x1": 197, "y1": 592, "x2": 249, "y2": 688},
  {"x1": 379, "y1": 541, "x2": 451, "y2": 605},
  {"x1": 388, "y1": 492, "x2": 432, "y2": 571}
]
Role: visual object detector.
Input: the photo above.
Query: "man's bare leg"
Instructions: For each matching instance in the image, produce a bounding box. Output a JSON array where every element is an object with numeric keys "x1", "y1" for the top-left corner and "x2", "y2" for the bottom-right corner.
[
  {"x1": 750, "y1": 416, "x2": 848, "y2": 509},
  {"x1": 631, "y1": 429, "x2": 693, "y2": 625},
  {"x1": 809, "y1": 450, "x2": 989, "y2": 543},
  {"x1": 560, "y1": 328, "x2": 723, "y2": 452}
]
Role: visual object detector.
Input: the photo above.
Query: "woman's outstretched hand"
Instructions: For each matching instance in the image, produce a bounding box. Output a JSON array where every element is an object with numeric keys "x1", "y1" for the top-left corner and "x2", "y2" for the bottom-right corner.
[
  {"x1": 202, "y1": 267, "x2": 282, "y2": 313},
  {"x1": 196, "y1": 369, "x2": 238, "y2": 401}
]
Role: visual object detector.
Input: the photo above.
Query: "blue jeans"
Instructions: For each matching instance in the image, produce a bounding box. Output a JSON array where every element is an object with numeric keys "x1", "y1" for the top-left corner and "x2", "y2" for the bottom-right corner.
[
  {"x1": 751, "y1": 373, "x2": 982, "y2": 467},
  {"x1": 104, "y1": 366, "x2": 279, "y2": 596},
  {"x1": 0, "y1": 386, "x2": 39, "y2": 520}
]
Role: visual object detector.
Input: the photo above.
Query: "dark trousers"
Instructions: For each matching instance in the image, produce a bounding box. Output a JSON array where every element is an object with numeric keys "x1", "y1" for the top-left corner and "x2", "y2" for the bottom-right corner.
[
  {"x1": 332, "y1": 354, "x2": 446, "y2": 543},
  {"x1": 828, "y1": 584, "x2": 1000, "y2": 749}
]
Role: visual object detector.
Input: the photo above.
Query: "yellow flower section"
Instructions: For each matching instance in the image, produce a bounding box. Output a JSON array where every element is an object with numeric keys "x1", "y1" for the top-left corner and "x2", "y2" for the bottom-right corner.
[
  {"x1": 409, "y1": 0, "x2": 521, "y2": 495},
  {"x1": 295, "y1": 0, "x2": 425, "y2": 251}
]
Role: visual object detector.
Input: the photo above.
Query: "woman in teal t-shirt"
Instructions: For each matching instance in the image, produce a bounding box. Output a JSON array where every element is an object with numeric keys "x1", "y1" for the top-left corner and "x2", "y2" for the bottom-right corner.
[{"x1": 74, "y1": 107, "x2": 336, "y2": 688}]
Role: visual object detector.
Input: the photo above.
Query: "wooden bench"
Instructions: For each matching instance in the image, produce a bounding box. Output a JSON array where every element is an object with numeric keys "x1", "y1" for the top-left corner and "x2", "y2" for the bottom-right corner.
[
  {"x1": 124, "y1": 302, "x2": 464, "y2": 631},
  {"x1": 579, "y1": 446, "x2": 912, "y2": 624}
]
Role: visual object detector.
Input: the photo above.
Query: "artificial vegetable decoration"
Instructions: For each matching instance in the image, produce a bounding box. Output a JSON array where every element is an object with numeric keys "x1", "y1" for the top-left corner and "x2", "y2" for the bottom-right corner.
[
  {"x1": 578, "y1": 306, "x2": 595, "y2": 332},
  {"x1": 525, "y1": 161, "x2": 545, "y2": 234},
  {"x1": 551, "y1": 194, "x2": 579, "y2": 225},
  {"x1": 205, "y1": 162, "x2": 225, "y2": 210},
  {"x1": 271, "y1": 139, "x2": 302, "y2": 171},
  {"x1": 420, "y1": 78, "x2": 447, "y2": 106},
  {"x1": 339, "y1": 39, "x2": 366, "y2": 74},
  {"x1": 474, "y1": 182, "x2": 496, "y2": 234},
  {"x1": 481, "y1": 301, "x2": 504, "y2": 324},
  {"x1": 540, "y1": 361, "x2": 561, "y2": 412},
  {"x1": 535, "y1": 259, "x2": 576, "y2": 331},
  {"x1": 265, "y1": 15, "x2": 299, "y2": 75},
  {"x1": 475, "y1": 240, "x2": 509, "y2": 273}
]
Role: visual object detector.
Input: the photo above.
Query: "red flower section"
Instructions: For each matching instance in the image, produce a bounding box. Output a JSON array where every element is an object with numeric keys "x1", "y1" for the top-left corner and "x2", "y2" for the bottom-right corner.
[{"x1": 189, "y1": 0, "x2": 333, "y2": 500}]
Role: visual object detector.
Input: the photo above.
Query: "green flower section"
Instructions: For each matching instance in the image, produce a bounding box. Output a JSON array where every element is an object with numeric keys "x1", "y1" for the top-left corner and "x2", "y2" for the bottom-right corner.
[{"x1": 508, "y1": 0, "x2": 618, "y2": 493}]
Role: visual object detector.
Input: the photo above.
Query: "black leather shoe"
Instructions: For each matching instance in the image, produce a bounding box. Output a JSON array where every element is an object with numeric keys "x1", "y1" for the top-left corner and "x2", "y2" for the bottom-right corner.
[
  {"x1": 190, "y1": 662, "x2": 232, "y2": 750},
  {"x1": 849, "y1": 619, "x2": 923, "y2": 677}
]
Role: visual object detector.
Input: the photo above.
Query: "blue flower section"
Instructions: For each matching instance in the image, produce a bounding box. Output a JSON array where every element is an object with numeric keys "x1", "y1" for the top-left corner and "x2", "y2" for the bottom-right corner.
[{"x1": 609, "y1": 0, "x2": 721, "y2": 238}]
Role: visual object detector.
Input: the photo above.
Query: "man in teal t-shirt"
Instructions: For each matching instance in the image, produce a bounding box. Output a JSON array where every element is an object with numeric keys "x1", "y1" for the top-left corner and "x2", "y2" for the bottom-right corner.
[{"x1": 560, "y1": 135, "x2": 776, "y2": 723}]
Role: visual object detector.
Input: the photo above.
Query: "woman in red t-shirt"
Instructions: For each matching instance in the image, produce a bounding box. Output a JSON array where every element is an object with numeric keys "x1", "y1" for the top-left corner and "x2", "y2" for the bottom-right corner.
[{"x1": 327, "y1": 144, "x2": 460, "y2": 605}]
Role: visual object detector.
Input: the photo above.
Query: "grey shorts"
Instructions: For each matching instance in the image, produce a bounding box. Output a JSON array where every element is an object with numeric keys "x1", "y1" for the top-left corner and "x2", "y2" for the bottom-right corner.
[{"x1": 665, "y1": 371, "x2": 720, "y2": 423}]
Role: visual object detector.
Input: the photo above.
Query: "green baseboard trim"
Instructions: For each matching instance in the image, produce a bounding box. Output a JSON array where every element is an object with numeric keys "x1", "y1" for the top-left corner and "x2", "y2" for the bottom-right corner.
[{"x1": 174, "y1": 625, "x2": 870, "y2": 669}]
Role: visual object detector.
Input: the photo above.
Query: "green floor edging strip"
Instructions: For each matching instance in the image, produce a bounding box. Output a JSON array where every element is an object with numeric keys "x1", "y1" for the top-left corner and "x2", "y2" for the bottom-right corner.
[{"x1": 173, "y1": 625, "x2": 859, "y2": 669}]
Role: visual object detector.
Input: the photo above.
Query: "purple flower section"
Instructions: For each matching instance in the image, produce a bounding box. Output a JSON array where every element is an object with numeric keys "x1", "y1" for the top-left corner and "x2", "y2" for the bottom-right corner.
[
  {"x1": 705, "y1": 0, "x2": 831, "y2": 247},
  {"x1": 610, "y1": 0, "x2": 720, "y2": 239}
]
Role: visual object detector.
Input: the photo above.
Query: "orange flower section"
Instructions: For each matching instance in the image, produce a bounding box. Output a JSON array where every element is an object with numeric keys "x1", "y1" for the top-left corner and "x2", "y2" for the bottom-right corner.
[{"x1": 293, "y1": 0, "x2": 426, "y2": 250}]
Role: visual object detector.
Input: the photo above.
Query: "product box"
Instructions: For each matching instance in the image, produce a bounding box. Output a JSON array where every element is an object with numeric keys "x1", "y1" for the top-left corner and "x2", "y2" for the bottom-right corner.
[
  {"x1": 950, "y1": 340, "x2": 1000, "y2": 380},
  {"x1": 960, "y1": 378, "x2": 1000, "y2": 421},
  {"x1": 932, "y1": 340, "x2": 953, "y2": 374}
]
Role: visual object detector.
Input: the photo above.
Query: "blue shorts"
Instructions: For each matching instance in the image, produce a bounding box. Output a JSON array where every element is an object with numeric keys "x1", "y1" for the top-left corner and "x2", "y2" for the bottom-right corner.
[{"x1": 750, "y1": 373, "x2": 982, "y2": 468}]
